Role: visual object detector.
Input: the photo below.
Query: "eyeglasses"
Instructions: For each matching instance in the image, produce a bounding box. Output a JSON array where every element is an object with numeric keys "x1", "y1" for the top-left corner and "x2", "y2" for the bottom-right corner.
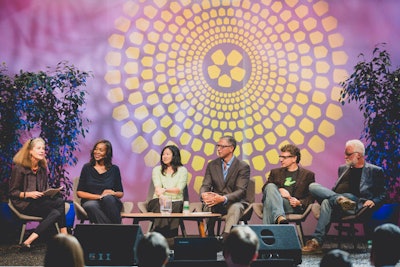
[
  {"x1": 345, "y1": 151, "x2": 358, "y2": 156},
  {"x1": 279, "y1": 155, "x2": 294, "y2": 159},
  {"x1": 216, "y1": 144, "x2": 232, "y2": 149}
]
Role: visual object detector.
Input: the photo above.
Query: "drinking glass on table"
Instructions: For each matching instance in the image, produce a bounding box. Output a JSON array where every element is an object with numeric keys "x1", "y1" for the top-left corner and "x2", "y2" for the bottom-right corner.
[{"x1": 159, "y1": 195, "x2": 172, "y2": 215}]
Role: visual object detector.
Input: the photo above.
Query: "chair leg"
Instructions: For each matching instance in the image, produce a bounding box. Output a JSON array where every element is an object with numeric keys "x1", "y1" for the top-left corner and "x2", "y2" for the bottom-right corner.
[
  {"x1": 338, "y1": 222, "x2": 343, "y2": 249},
  {"x1": 19, "y1": 223, "x2": 27, "y2": 244},
  {"x1": 350, "y1": 222, "x2": 357, "y2": 250},
  {"x1": 295, "y1": 222, "x2": 305, "y2": 247},
  {"x1": 55, "y1": 222, "x2": 60, "y2": 233},
  {"x1": 336, "y1": 222, "x2": 359, "y2": 250},
  {"x1": 179, "y1": 220, "x2": 187, "y2": 237},
  {"x1": 147, "y1": 221, "x2": 154, "y2": 232}
]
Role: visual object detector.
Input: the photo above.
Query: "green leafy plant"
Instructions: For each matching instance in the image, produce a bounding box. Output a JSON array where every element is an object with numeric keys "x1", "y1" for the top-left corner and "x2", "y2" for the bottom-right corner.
[
  {"x1": 0, "y1": 63, "x2": 22, "y2": 202},
  {"x1": 0, "y1": 61, "x2": 92, "y2": 200},
  {"x1": 339, "y1": 44, "x2": 400, "y2": 203}
]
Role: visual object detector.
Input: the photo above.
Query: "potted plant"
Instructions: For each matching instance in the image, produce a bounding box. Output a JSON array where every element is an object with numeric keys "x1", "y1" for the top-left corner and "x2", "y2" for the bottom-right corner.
[
  {"x1": 339, "y1": 43, "x2": 400, "y2": 225},
  {"x1": 0, "y1": 61, "x2": 91, "y2": 240}
]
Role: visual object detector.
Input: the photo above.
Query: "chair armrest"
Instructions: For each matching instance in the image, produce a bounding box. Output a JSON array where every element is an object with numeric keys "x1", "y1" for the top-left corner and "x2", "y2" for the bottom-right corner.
[
  {"x1": 252, "y1": 203, "x2": 263, "y2": 219},
  {"x1": 73, "y1": 201, "x2": 88, "y2": 220},
  {"x1": 137, "y1": 201, "x2": 148, "y2": 213},
  {"x1": 241, "y1": 202, "x2": 254, "y2": 222},
  {"x1": 122, "y1": 201, "x2": 134, "y2": 213}
]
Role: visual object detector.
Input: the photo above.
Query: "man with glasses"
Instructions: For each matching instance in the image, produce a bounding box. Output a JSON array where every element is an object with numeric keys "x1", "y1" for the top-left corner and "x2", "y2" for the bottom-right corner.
[
  {"x1": 302, "y1": 139, "x2": 386, "y2": 254},
  {"x1": 261, "y1": 144, "x2": 315, "y2": 224},
  {"x1": 200, "y1": 136, "x2": 251, "y2": 241}
]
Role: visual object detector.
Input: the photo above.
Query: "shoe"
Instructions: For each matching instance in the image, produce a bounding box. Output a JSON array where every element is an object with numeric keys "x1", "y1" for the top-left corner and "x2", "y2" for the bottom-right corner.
[
  {"x1": 337, "y1": 196, "x2": 356, "y2": 211},
  {"x1": 301, "y1": 239, "x2": 322, "y2": 254},
  {"x1": 218, "y1": 232, "x2": 229, "y2": 242},
  {"x1": 276, "y1": 215, "x2": 289, "y2": 224},
  {"x1": 216, "y1": 233, "x2": 228, "y2": 251},
  {"x1": 19, "y1": 243, "x2": 31, "y2": 252}
]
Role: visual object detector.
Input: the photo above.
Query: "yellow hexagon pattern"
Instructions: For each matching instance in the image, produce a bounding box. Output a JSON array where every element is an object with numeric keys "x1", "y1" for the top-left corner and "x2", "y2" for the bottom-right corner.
[{"x1": 105, "y1": 0, "x2": 347, "y2": 193}]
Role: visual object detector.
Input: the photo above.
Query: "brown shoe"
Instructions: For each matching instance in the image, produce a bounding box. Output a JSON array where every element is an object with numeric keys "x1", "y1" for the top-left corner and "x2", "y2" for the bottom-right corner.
[
  {"x1": 302, "y1": 239, "x2": 322, "y2": 254},
  {"x1": 337, "y1": 196, "x2": 356, "y2": 211},
  {"x1": 276, "y1": 215, "x2": 289, "y2": 224}
]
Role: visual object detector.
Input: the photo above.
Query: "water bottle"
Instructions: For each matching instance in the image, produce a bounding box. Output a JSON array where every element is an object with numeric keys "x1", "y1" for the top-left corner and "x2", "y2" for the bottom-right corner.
[{"x1": 183, "y1": 201, "x2": 190, "y2": 214}]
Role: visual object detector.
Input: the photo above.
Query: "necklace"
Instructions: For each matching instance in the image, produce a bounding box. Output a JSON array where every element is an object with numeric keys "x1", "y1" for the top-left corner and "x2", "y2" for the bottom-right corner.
[{"x1": 31, "y1": 166, "x2": 38, "y2": 174}]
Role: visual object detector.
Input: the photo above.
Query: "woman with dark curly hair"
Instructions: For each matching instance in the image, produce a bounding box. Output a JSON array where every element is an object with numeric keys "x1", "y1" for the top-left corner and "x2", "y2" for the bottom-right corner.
[{"x1": 77, "y1": 139, "x2": 124, "y2": 223}]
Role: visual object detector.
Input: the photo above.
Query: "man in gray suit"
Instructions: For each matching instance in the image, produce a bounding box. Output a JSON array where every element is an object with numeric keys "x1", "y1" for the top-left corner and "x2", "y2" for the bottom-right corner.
[
  {"x1": 200, "y1": 135, "x2": 251, "y2": 240},
  {"x1": 302, "y1": 139, "x2": 386, "y2": 254}
]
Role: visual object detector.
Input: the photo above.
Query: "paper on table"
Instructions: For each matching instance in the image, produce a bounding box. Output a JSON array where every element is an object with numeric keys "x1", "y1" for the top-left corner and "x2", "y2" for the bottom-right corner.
[{"x1": 43, "y1": 187, "x2": 63, "y2": 197}]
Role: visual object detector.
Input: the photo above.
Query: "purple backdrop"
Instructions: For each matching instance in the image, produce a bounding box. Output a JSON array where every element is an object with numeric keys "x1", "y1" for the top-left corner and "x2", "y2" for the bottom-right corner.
[{"x1": 1, "y1": 0, "x2": 399, "y2": 234}]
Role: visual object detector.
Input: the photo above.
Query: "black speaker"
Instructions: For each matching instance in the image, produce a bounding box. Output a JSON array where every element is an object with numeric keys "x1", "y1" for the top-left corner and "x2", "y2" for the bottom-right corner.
[
  {"x1": 74, "y1": 224, "x2": 143, "y2": 266},
  {"x1": 233, "y1": 224, "x2": 301, "y2": 265},
  {"x1": 173, "y1": 237, "x2": 220, "y2": 260},
  {"x1": 167, "y1": 259, "x2": 294, "y2": 267}
]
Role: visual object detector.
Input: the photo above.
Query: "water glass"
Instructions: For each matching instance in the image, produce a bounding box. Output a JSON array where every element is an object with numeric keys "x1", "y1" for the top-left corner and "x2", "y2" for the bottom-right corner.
[{"x1": 159, "y1": 195, "x2": 172, "y2": 215}]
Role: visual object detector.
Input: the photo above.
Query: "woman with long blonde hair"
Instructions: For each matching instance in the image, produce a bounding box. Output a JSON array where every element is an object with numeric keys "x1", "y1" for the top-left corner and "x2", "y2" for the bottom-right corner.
[{"x1": 9, "y1": 137, "x2": 68, "y2": 251}]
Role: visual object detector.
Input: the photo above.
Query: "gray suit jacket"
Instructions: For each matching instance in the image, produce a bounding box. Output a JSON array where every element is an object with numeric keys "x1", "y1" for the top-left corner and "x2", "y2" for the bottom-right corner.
[
  {"x1": 200, "y1": 157, "x2": 250, "y2": 205},
  {"x1": 333, "y1": 162, "x2": 387, "y2": 209}
]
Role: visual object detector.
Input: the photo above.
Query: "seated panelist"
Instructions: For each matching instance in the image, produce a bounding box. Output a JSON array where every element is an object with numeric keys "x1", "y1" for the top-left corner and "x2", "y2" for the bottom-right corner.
[
  {"x1": 9, "y1": 137, "x2": 68, "y2": 250},
  {"x1": 147, "y1": 145, "x2": 188, "y2": 238},
  {"x1": 77, "y1": 139, "x2": 124, "y2": 224}
]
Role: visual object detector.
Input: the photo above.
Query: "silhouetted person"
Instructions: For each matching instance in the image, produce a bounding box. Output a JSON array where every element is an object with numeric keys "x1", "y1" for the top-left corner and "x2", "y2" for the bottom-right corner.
[
  {"x1": 137, "y1": 231, "x2": 170, "y2": 267},
  {"x1": 44, "y1": 234, "x2": 84, "y2": 267},
  {"x1": 320, "y1": 249, "x2": 352, "y2": 267},
  {"x1": 370, "y1": 223, "x2": 400, "y2": 267},
  {"x1": 223, "y1": 226, "x2": 259, "y2": 267}
]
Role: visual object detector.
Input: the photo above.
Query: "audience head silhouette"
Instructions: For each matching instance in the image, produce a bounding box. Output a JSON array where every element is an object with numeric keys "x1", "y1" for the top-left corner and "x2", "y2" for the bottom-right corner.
[
  {"x1": 137, "y1": 231, "x2": 169, "y2": 267},
  {"x1": 223, "y1": 226, "x2": 259, "y2": 267},
  {"x1": 44, "y1": 234, "x2": 84, "y2": 267},
  {"x1": 370, "y1": 223, "x2": 400, "y2": 267},
  {"x1": 320, "y1": 249, "x2": 352, "y2": 267}
]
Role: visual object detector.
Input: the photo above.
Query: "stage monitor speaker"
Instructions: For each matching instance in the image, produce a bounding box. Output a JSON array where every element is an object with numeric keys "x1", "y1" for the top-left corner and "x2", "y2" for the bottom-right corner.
[
  {"x1": 173, "y1": 237, "x2": 220, "y2": 260},
  {"x1": 74, "y1": 224, "x2": 143, "y2": 266},
  {"x1": 167, "y1": 259, "x2": 294, "y2": 267},
  {"x1": 233, "y1": 224, "x2": 301, "y2": 265}
]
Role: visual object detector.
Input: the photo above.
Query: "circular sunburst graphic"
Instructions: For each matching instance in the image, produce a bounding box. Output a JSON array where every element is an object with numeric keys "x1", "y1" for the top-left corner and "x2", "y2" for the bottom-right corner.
[{"x1": 105, "y1": 0, "x2": 348, "y2": 193}]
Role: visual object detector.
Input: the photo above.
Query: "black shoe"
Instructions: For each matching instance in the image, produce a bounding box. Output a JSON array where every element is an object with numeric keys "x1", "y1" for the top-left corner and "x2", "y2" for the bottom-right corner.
[
  {"x1": 19, "y1": 243, "x2": 31, "y2": 252},
  {"x1": 220, "y1": 232, "x2": 229, "y2": 241},
  {"x1": 216, "y1": 234, "x2": 227, "y2": 251}
]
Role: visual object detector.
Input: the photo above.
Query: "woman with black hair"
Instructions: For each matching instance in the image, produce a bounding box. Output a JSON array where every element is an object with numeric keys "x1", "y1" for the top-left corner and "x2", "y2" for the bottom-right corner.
[
  {"x1": 147, "y1": 145, "x2": 188, "y2": 238},
  {"x1": 77, "y1": 139, "x2": 124, "y2": 223}
]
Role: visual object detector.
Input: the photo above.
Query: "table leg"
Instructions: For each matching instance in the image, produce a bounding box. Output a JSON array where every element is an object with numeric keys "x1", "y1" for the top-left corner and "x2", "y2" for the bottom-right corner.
[{"x1": 198, "y1": 220, "x2": 206, "y2": 237}]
